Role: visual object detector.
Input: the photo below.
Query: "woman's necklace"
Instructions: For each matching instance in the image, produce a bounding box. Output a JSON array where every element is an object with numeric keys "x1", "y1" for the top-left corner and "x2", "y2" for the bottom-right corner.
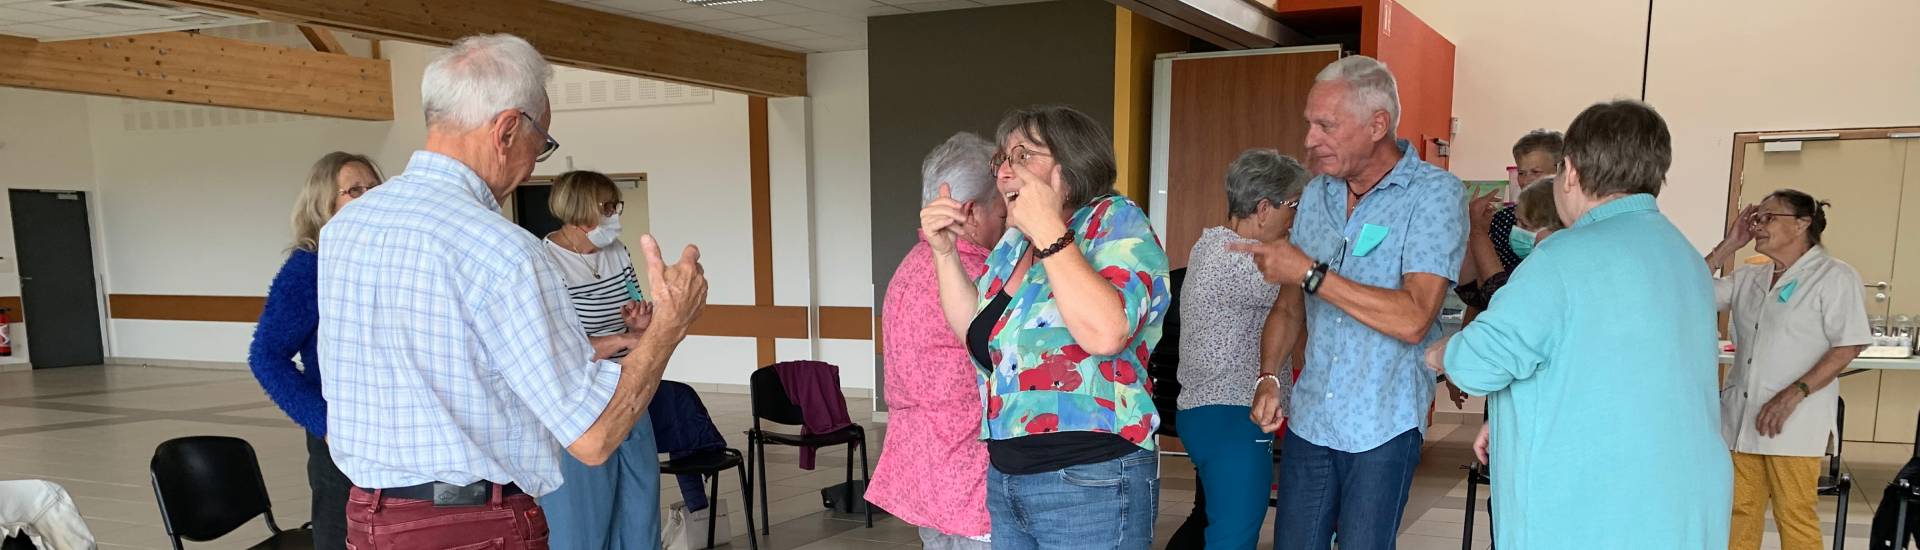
[{"x1": 560, "y1": 229, "x2": 602, "y2": 279}]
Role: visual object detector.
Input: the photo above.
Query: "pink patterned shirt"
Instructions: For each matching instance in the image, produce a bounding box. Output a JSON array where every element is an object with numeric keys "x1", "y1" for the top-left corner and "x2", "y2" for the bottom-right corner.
[{"x1": 866, "y1": 234, "x2": 992, "y2": 537}]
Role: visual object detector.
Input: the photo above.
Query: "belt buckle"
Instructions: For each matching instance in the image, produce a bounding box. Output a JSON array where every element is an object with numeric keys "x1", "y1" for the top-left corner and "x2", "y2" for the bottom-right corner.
[{"x1": 431, "y1": 482, "x2": 488, "y2": 507}]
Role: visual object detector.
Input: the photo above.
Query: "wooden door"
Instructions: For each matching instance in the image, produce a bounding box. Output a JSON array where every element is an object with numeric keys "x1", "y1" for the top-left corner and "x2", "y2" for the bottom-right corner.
[
  {"x1": 1874, "y1": 138, "x2": 1920, "y2": 444},
  {"x1": 1162, "y1": 47, "x2": 1340, "y2": 268},
  {"x1": 1737, "y1": 138, "x2": 1908, "y2": 442}
]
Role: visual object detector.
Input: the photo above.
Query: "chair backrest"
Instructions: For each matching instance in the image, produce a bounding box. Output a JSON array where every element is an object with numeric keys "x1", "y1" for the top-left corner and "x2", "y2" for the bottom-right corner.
[
  {"x1": 749, "y1": 366, "x2": 806, "y2": 427},
  {"x1": 150, "y1": 436, "x2": 278, "y2": 543}
]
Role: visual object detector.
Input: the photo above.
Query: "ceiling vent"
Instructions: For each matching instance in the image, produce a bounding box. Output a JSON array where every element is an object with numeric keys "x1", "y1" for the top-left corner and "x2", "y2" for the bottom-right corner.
[{"x1": 46, "y1": 0, "x2": 180, "y2": 16}]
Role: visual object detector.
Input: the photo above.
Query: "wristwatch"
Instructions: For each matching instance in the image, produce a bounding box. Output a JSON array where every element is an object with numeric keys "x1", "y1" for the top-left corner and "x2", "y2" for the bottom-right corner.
[
  {"x1": 1793, "y1": 381, "x2": 1812, "y2": 397},
  {"x1": 1302, "y1": 261, "x2": 1331, "y2": 294}
]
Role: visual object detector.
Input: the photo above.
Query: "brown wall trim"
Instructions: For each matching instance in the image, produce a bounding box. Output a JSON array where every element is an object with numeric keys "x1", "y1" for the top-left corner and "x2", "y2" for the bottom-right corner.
[
  {"x1": 0, "y1": 296, "x2": 21, "y2": 322},
  {"x1": 96, "y1": 294, "x2": 876, "y2": 341},
  {"x1": 108, "y1": 294, "x2": 265, "y2": 323},
  {"x1": 691, "y1": 304, "x2": 808, "y2": 339},
  {"x1": 818, "y1": 306, "x2": 874, "y2": 340}
]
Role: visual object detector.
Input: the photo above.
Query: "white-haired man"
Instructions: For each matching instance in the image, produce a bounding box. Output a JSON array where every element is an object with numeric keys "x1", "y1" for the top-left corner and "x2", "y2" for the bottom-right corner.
[
  {"x1": 317, "y1": 34, "x2": 707, "y2": 549},
  {"x1": 1231, "y1": 55, "x2": 1466, "y2": 550},
  {"x1": 869, "y1": 132, "x2": 1003, "y2": 550}
]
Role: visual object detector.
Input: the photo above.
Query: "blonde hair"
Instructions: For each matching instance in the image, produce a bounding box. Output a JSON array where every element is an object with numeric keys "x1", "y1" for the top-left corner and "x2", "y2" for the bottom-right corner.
[
  {"x1": 548, "y1": 170, "x2": 619, "y2": 227},
  {"x1": 291, "y1": 152, "x2": 382, "y2": 252},
  {"x1": 1516, "y1": 176, "x2": 1563, "y2": 231}
]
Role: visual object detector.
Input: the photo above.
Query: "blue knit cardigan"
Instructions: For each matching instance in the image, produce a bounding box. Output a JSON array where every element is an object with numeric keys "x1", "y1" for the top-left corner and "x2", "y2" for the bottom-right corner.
[{"x1": 247, "y1": 248, "x2": 327, "y2": 437}]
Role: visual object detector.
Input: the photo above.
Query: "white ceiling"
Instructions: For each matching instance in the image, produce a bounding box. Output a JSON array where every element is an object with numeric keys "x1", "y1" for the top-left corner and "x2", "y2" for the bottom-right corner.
[
  {"x1": 554, "y1": 0, "x2": 1048, "y2": 53},
  {"x1": 0, "y1": 0, "x2": 260, "y2": 41}
]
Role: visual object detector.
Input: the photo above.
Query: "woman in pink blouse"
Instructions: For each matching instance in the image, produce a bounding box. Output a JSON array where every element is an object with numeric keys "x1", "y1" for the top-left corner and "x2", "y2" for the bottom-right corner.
[{"x1": 869, "y1": 132, "x2": 1006, "y2": 549}]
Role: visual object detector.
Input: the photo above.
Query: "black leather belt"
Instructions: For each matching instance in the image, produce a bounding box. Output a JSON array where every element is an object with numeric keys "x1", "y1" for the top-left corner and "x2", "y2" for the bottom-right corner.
[{"x1": 372, "y1": 481, "x2": 524, "y2": 506}]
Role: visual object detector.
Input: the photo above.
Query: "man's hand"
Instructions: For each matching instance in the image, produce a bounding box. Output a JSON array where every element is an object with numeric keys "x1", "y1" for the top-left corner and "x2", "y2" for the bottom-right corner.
[
  {"x1": 1228, "y1": 240, "x2": 1315, "y2": 286},
  {"x1": 1474, "y1": 423, "x2": 1491, "y2": 465},
  {"x1": 1755, "y1": 387, "x2": 1806, "y2": 437},
  {"x1": 1250, "y1": 376, "x2": 1286, "y2": 433},
  {"x1": 638, "y1": 235, "x2": 708, "y2": 340}
]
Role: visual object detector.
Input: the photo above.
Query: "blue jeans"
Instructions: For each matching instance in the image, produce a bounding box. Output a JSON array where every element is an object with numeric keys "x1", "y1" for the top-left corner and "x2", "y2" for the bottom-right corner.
[
  {"x1": 1178, "y1": 405, "x2": 1273, "y2": 550},
  {"x1": 539, "y1": 413, "x2": 662, "y2": 550},
  {"x1": 988, "y1": 447, "x2": 1159, "y2": 550},
  {"x1": 1274, "y1": 428, "x2": 1421, "y2": 550}
]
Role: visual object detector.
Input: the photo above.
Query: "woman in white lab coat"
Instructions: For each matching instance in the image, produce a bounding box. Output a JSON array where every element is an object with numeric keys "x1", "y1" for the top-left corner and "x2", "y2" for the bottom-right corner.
[{"x1": 1705, "y1": 189, "x2": 1873, "y2": 550}]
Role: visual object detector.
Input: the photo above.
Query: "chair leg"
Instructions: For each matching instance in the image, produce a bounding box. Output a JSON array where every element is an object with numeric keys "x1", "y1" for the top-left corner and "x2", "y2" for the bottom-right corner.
[
  {"x1": 756, "y1": 440, "x2": 771, "y2": 536},
  {"x1": 860, "y1": 436, "x2": 873, "y2": 528},
  {"x1": 1832, "y1": 480, "x2": 1849, "y2": 550},
  {"x1": 736, "y1": 460, "x2": 759, "y2": 550},
  {"x1": 706, "y1": 471, "x2": 721, "y2": 549},
  {"x1": 1462, "y1": 468, "x2": 1478, "y2": 550}
]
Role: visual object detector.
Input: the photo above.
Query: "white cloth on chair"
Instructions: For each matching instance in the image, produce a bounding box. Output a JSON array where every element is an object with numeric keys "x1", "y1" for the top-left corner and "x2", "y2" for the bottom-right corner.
[{"x1": 0, "y1": 480, "x2": 96, "y2": 550}]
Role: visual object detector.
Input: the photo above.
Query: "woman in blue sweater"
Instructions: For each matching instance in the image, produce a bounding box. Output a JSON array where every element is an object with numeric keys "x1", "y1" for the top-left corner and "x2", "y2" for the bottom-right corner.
[{"x1": 248, "y1": 151, "x2": 382, "y2": 550}]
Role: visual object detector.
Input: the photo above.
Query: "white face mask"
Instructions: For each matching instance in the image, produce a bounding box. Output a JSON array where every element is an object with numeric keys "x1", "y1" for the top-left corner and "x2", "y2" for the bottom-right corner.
[{"x1": 586, "y1": 213, "x2": 622, "y2": 248}]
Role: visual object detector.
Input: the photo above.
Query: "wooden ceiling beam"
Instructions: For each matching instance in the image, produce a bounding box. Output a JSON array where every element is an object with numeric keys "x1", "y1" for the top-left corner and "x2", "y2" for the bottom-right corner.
[
  {"x1": 154, "y1": 0, "x2": 808, "y2": 97},
  {"x1": 0, "y1": 32, "x2": 393, "y2": 121},
  {"x1": 298, "y1": 25, "x2": 344, "y2": 54}
]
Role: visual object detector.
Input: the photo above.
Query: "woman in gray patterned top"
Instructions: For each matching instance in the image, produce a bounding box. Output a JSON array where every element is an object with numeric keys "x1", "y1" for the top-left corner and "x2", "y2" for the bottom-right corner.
[{"x1": 1176, "y1": 148, "x2": 1308, "y2": 549}]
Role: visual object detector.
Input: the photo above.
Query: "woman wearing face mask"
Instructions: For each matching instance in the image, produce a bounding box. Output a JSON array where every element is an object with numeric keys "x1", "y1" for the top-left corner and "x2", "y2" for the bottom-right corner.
[
  {"x1": 1456, "y1": 176, "x2": 1564, "y2": 314},
  {"x1": 248, "y1": 151, "x2": 383, "y2": 550},
  {"x1": 1176, "y1": 149, "x2": 1309, "y2": 550},
  {"x1": 536, "y1": 170, "x2": 662, "y2": 550},
  {"x1": 1706, "y1": 190, "x2": 1870, "y2": 550}
]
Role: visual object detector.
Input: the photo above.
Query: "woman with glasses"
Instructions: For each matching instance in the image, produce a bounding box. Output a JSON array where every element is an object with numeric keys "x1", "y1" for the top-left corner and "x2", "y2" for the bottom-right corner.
[
  {"x1": 1175, "y1": 148, "x2": 1308, "y2": 549},
  {"x1": 1706, "y1": 189, "x2": 1871, "y2": 550},
  {"x1": 535, "y1": 170, "x2": 662, "y2": 550},
  {"x1": 920, "y1": 105, "x2": 1171, "y2": 549},
  {"x1": 247, "y1": 151, "x2": 383, "y2": 550}
]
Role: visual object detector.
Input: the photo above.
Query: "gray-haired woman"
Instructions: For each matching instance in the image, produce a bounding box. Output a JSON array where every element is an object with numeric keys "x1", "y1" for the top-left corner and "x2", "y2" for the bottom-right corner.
[{"x1": 1178, "y1": 149, "x2": 1308, "y2": 550}]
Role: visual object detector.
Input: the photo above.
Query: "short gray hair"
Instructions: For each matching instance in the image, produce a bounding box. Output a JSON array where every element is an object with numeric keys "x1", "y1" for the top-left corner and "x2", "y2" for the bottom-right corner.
[
  {"x1": 1225, "y1": 149, "x2": 1309, "y2": 218},
  {"x1": 1315, "y1": 55, "x2": 1401, "y2": 133},
  {"x1": 921, "y1": 132, "x2": 996, "y2": 206},
  {"x1": 422, "y1": 34, "x2": 553, "y2": 130}
]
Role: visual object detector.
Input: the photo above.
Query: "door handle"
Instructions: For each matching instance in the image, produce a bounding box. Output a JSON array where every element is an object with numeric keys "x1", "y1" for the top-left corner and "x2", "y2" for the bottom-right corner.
[{"x1": 1866, "y1": 281, "x2": 1889, "y2": 290}]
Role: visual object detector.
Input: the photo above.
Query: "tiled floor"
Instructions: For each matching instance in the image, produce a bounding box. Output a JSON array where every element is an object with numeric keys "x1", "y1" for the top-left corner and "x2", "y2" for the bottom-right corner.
[{"x1": 0, "y1": 365, "x2": 1906, "y2": 549}]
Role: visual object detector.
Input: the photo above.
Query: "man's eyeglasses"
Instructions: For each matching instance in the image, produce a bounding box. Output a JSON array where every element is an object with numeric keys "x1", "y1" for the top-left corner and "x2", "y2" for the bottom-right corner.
[
  {"x1": 339, "y1": 183, "x2": 379, "y2": 198},
  {"x1": 990, "y1": 144, "x2": 1052, "y2": 170},
  {"x1": 521, "y1": 112, "x2": 559, "y2": 163}
]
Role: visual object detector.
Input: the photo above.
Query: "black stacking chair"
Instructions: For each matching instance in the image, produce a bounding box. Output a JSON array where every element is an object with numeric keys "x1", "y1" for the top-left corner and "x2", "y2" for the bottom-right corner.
[
  {"x1": 149, "y1": 436, "x2": 311, "y2": 550},
  {"x1": 659, "y1": 448, "x2": 758, "y2": 550},
  {"x1": 1819, "y1": 398, "x2": 1853, "y2": 550},
  {"x1": 743, "y1": 364, "x2": 871, "y2": 535}
]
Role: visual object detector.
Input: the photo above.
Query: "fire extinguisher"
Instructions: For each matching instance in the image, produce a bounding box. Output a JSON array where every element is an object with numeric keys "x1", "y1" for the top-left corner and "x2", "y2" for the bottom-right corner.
[{"x1": 0, "y1": 307, "x2": 11, "y2": 357}]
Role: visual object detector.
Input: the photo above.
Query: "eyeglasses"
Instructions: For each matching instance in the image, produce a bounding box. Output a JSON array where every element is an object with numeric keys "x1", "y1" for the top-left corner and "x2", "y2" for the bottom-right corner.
[
  {"x1": 339, "y1": 183, "x2": 380, "y2": 198},
  {"x1": 520, "y1": 112, "x2": 560, "y2": 163},
  {"x1": 1279, "y1": 198, "x2": 1300, "y2": 209},
  {"x1": 1747, "y1": 211, "x2": 1801, "y2": 227},
  {"x1": 600, "y1": 200, "x2": 625, "y2": 216},
  {"x1": 990, "y1": 144, "x2": 1052, "y2": 171}
]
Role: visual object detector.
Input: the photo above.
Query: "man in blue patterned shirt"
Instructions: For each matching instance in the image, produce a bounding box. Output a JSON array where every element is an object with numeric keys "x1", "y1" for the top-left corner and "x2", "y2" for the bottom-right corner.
[
  {"x1": 317, "y1": 34, "x2": 708, "y2": 550},
  {"x1": 1232, "y1": 55, "x2": 1467, "y2": 550}
]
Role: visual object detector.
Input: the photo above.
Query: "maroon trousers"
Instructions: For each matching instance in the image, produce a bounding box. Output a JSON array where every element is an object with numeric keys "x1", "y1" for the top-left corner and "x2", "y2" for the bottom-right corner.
[{"x1": 345, "y1": 486, "x2": 549, "y2": 550}]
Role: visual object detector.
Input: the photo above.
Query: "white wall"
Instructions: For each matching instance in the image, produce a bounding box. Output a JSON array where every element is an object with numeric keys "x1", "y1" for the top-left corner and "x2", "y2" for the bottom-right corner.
[
  {"x1": 1398, "y1": 0, "x2": 1920, "y2": 249},
  {"x1": 805, "y1": 50, "x2": 876, "y2": 388},
  {"x1": 4, "y1": 35, "x2": 882, "y2": 389},
  {"x1": 0, "y1": 87, "x2": 102, "y2": 365}
]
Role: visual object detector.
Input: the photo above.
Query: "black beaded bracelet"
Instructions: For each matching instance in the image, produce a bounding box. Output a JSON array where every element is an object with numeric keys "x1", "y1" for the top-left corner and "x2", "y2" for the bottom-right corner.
[{"x1": 1032, "y1": 230, "x2": 1077, "y2": 260}]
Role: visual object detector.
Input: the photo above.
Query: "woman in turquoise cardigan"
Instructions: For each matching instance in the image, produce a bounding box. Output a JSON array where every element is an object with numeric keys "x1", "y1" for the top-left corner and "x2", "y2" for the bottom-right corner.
[{"x1": 1427, "y1": 100, "x2": 1731, "y2": 549}]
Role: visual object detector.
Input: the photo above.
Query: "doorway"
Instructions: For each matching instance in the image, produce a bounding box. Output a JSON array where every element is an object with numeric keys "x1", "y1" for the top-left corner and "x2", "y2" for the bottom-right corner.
[{"x1": 8, "y1": 189, "x2": 105, "y2": 369}]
